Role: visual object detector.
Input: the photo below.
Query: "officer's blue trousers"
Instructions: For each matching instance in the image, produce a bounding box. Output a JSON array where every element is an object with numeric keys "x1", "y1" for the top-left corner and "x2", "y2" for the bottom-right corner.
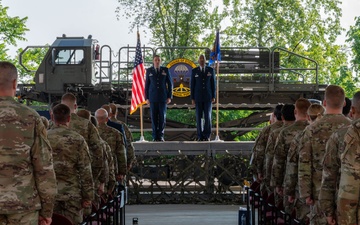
[
  {"x1": 150, "y1": 102, "x2": 167, "y2": 140},
  {"x1": 195, "y1": 101, "x2": 212, "y2": 140}
]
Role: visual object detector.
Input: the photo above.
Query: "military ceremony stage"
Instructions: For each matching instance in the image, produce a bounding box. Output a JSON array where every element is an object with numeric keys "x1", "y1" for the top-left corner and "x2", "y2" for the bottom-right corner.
[{"x1": 128, "y1": 141, "x2": 254, "y2": 205}]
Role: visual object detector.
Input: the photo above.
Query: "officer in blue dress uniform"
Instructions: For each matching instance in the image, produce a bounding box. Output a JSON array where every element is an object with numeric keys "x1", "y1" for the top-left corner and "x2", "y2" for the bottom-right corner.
[
  {"x1": 145, "y1": 55, "x2": 173, "y2": 141},
  {"x1": 190, "y1": 54, "x2": 216, "y2": 141}
]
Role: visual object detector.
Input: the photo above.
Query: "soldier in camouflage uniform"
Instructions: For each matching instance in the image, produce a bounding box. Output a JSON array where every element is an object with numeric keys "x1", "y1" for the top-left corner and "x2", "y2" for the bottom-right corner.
[
  {"x1": 109, "y1": 103, "x2": 136, "y2": 170},
  {"x1": 336, "y1": 92, "x2": 360, "y2": 224},
  {"x1": 76, "y1": 110, "x2": 115, "y2": 204},
  {"x1": 271, "y1": 98, "x2": 311, "y2": 211},
  {"x1": 252, "y1": 104, "x2": 283, "y2": 182},
  {"x1": 298, "y1": 85, "x2": 351, "y2": 225},
  {"x1": 0, "y1": 61, "x2": 57, "y2": 225},
  {"x1": 318, "y1": 95, "x2": 354, "y2": 225},
  {"x1": 102, "y1": 140, "x2": 116, "y2": 196},
  {"x1": 284, "y1": 103, "x2": 325, "y2": 221},
  {"x1": 76, "y1": 109, "x2": 108, "y2": 194},
  {"x1": 89, "y1": 115, "x2": 116, "y2": 197},
  {"x1": 61, "y1": 93, "x2": 104, "y2": 186},
  {"x1": 264, "y1": 104, "x2": 295, "y2": 197},
  {"x1": 95, "y1": 108, "x2": 127, "y2": 184},
  {"x1": 48, "y1": 104, "x2": 94, "y2": 224}
]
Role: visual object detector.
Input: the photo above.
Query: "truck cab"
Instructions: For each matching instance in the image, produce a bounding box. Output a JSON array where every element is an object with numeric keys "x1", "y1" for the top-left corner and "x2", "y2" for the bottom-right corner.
[{"x1": 34, "y1": 35, "x2": 97, "y2": 93}]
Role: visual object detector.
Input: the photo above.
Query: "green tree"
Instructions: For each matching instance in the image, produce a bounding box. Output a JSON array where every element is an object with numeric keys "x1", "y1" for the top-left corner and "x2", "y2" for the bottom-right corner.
[
  {"x1": 221, "y1": 0, "x2": 347, "y2": 84},
  {"x1": 116, "y1": 0, "x2": 222, "y2": 61},
  {"x1": 346, "y1": 16, "x2": 360, "y2": 87},
  {"x1": 0, "y1": 1, "x2": 28, "y2": 60},
  {"x1": 14, "y1": 47, "x2": 49, "y2": 84}
]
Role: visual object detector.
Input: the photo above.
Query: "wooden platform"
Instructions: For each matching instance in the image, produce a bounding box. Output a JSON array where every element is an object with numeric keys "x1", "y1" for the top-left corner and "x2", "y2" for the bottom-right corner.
[{"x1": 133, "y1": 141, "x2": 255, "y2": 155}]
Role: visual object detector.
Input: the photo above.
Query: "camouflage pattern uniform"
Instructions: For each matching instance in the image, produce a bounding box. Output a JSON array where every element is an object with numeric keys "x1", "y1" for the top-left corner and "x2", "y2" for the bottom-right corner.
[
  {"x1": 284, "y1": 132, "x2": 309, "y2": 220},
  {"x1": 98, "y1": 138, "x2": 109, "y2": 187},
  {"x1": 265, "y1": 122, "x2": 294, "y2": 190},
  {"x1": 337, "y1": 119, "x2": 360, "y2": 224},
  {"x1": 253, "y1": 121, "x2": 283, "y2": 178},
  {"x1": 40, "y1": 116, "x2": 49, "y2": 129},
  {"x1": 69, "y1": 113, "x2": 104, "y2": 181},
  {"x1": 110, "y1": 117, "x2": 136, "y2": 168},
  {"x1": 101, "y1": 139, "x2": 116, "y2": 195},
  {"x1": 298, "y1": 114, "x2": 350, "y2": 225},
  {"x1": 272, "y1": 120, "x2": 309, "y2": 188},
  {"x1": 92, "y1": 138, "x2": 109, "y2": 208},
  {"x1": 318, "y1": 126, "x2": 349, "y2": 221},
  {"x1": 262, "y1": 122, "x2": 293, "y2": 207},
  {"x1": 47, "y1": 124, "x2": 94, "y2": 224},
  {"x1": 0, "y1": 96, "x2": 57, "y2": 223},
  {"x1": 271, "y1": 120, "x2": 309, "y2": 210},
  {"x1": 250, "y1": 124, "x2": 269, "y2": 178},
  {"x1": 97, "y1": 123, "x2": 127, "y2": 176}
]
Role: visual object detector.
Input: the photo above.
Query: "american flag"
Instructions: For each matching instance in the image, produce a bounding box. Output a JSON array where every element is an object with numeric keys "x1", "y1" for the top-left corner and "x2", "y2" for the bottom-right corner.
[{"x1": 130, "y1": 32, "x2": 146, "y2": 114}]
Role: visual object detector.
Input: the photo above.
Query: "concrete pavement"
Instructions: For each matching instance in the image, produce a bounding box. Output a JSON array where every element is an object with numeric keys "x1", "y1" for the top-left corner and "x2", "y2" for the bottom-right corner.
[{"x1": 125, "y1": 204, "x2": 241, "y2": 225}]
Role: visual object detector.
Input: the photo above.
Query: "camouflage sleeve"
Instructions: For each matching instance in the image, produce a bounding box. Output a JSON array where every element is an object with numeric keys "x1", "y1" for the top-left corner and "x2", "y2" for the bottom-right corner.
[
  {"x1": 264, "y1": 132, "x2": 276, "y2": 187},
  {"x1": 105, "y1": 143, "x2": 116, "y2": 192},
  {"x1": 283, "y1": 134, "x2": 301, "y2": 196},
  {"x1": 87, "y1": 122, "x2": 104, "y2": 181},
  {"x1": 249, "y1": 139, "x2": 259, "y2": 178},
  {"x1": 298, "y1": 128, "x2": 312, "y2": 199},
  {"x1": 319, "y1": 133, "x2": 340, "y2": 216},
  {"x1": 78, "y1": 138, "x2": 95, "y2": 202},
  {"x1": 32, "y1": 118, "x2": 57, "y2": 218},
  {"x1": 249, "y1": 130, "x2": 263, "y2": 170},
  {"x1": 98, "y1": 141, "x2": 108, "y2": 184},
  {"x1": 116, "y1": 132, "x2": 127, "y2": 175},
  {"x1": 337, "y1": 130, "x2": 360, "y2": 225},
  {"x1": 272, "y1": 131, "x2": 287, "y2": 187},
  {"x1": 254, "y1": 126, "x2": 270, "y2": 174},
  {"x1": 123, "y1": 124, "x2": 136, "y2": 167}
]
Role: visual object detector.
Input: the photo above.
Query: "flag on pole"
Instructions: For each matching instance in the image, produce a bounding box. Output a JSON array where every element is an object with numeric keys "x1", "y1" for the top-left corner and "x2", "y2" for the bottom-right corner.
[
  {"x1": 208, "y1": 30, "x2": 221, "y2": 66},
  {"x1": 130, "y1": 32, "x2": 146, "y2": 114}
]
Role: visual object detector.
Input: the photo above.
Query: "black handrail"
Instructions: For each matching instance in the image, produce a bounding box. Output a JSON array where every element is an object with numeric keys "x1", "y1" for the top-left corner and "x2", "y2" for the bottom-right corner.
[{"x1": 80, "y1": 187, "x2": 126, "y2": 225}]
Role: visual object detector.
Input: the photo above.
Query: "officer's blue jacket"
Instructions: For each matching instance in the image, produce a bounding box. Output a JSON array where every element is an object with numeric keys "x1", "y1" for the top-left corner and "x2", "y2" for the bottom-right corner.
[
  {"x1": 190, "y1": 66, "x2": 216, "y2": 102},
  {"x1": 145, "y1": 66, "x2": 173, "y2": 102}
]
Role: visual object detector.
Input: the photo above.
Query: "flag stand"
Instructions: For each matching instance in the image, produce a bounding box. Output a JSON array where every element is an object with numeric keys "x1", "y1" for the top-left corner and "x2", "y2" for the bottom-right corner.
[
  {"x1": 138, "y1": 105, "x2": 147, "y2": 142},
  {"x1": 131, "y1": 30, "x2": 147, "y2": 142},
  {"x1": 213, "y1": 59, "x2": 223, "y2": 142}
]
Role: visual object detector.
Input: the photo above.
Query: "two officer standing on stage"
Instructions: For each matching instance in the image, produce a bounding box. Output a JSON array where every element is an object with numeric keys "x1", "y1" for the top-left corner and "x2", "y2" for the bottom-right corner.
[{"x1": 145, "y1": 54, "x2": 216, "y2": 141}]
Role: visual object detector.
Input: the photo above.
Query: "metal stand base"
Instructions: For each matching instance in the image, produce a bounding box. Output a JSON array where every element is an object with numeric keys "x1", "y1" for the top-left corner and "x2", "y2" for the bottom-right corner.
[{"x1": 212, "y1": 135, "x2": 224, "y2": 142}]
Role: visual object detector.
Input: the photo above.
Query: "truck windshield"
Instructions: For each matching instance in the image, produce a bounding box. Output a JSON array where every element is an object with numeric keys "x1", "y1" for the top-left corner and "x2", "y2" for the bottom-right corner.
[{"x1": 54, "y1": 49, "x2": 84, "y2": 65}]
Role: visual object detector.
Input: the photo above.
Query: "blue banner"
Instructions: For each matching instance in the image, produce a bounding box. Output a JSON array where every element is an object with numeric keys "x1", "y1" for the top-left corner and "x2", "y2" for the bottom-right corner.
[{"x1": 208, "y1": 30, "x2": 221, "y2": 66}]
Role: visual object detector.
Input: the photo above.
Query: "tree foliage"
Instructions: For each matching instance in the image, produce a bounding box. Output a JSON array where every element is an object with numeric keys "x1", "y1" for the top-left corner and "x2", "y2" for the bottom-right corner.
[
  {"x1": 0, "y1": 2, "x2": 28, "y2": 60},
  {"x1": 347, "y1": 16, "x2": 360, "y2": 75},
  {"x1": 221, "y1": 0, "x2": 346, "y2": 84},
  {"x1": 15, "y1": 47, "x2": 49, "y2": 84},
  {"x1": 116, "y1": 0, "x2": 222, "y2": 61}
]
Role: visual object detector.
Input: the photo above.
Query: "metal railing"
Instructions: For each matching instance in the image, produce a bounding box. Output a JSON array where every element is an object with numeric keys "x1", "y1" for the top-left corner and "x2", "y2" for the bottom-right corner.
[
  {"x1": 246, "y1": 184, "x2": 307, "y2": 225},
  {"x1": 80, "y1": 187, "x2": 126, "y2": 225}
]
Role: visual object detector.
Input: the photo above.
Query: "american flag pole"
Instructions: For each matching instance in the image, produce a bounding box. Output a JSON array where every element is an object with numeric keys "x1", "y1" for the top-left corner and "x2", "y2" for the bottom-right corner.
[
  {"x1": 214, "y1": 58, "x2": 221, "y2": 142},
  {"x1": 213, "y1": 29, "x2": 222, "y2": 142},
  {"x1": 130, "y1": 29, "x2": 147, "y2": 142},
  {"x1": 139, "y1": 102, "x2": 145, "y2": 142},
  {"x1": 138, "y1": 43, "x2": 146, "y2": 142},
  {"x1": 138, "y1": 46, "x2": 146, "y2": 142}
]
